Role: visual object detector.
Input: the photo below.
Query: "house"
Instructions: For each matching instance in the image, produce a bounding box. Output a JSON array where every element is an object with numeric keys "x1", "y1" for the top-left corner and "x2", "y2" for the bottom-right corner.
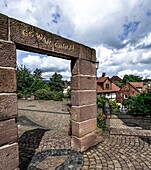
[
  {"x1": 97, "y1": 77, "x2": 120, "y2": 101},
  {"x1": 63, "y1": 80, "x2": 71, "y2": 96},
  {"x1": 116, "y1": 82, "x2": 148, "y2": 103},
  {"x1": 111, "y1": 75, "x2": 122, "y2": 83}
]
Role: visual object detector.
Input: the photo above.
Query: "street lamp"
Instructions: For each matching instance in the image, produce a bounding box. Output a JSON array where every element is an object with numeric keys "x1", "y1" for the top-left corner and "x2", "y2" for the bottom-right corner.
[{"x1": 96, "y1": 60, "x2": 99, "y2": 70}]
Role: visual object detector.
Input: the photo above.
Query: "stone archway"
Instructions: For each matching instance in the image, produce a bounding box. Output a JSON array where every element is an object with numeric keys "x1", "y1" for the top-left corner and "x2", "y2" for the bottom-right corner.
[{"x1": 0, "y1": 13, "x2": 99, "y2": 169}]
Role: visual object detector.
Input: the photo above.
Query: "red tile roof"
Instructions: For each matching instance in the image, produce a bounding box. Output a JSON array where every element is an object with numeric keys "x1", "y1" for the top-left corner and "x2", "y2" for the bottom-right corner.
[
  {"x1": 129, "y1": 82, "x2": 143, "y2": 88},
  {"x1": 97, "y1": 77, "x2": 108, "y2": 83},
  {"x1": 111, "y1": 76, "x2": 121, "y2": 82},
  {"x1": 97, "y1": 83, "x2": 120, "y2": 93}
]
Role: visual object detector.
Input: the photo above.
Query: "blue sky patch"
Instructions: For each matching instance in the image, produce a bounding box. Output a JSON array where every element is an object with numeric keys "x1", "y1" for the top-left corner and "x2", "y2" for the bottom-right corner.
[
  {"x1": 52, "y1": 6, "x2": 61, "y2": 24},
  {"x1": 118, "y1": 20, "x2": 140, "y2": 41},
  {"x1": 146, "y1": 9, "x2": 151, "y2": 17}
]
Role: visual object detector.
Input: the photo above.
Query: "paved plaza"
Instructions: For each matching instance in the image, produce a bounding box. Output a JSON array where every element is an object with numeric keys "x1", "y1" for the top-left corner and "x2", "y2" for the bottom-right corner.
[
  {"x1": 82, "y1": 115, "x2": 151, "y2": 170},
  {"x1": 18, "y1": 100, "x2": 151, "y2": 169}
]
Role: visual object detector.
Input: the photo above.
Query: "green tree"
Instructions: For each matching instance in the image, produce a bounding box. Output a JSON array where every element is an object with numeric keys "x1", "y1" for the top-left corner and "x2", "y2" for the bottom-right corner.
[
  {"x1": 114, "y1": 81, "x2": 123, "y2": 88},
  {"x1": 124, "y1": 91, "x2": 151, "y2": 116},
  {"x1": 97, "y1": 95, "x2": 107, "y2": 108},
  {"x1": 30, "y1": 79, "x2": 50, "y2": 93},
  {"x1": 31, "y1": 68, "x2": 49, "y2": 93},
  {"x1": 17, "y1": 65, "x2": 33, "y2": 96},
  {"x1": 122, "y1": 74, "x2": 143, "y2": 85},
  {"x1": 49, "y1": 72, "x2": 63, "y2": 92},
  {"x1": 33, "y1": 68, "x2": 43, "y2": 79}
]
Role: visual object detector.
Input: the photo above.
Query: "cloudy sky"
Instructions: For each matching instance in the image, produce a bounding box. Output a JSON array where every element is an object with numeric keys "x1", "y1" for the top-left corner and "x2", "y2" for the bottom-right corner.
[{"x1": 1, "y1": 0, "x2": 151, "y2": 80}]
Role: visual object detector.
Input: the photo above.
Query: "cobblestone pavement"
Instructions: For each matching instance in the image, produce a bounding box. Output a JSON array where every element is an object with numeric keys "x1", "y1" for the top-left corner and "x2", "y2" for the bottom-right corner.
[
  {"x1": 18, "y1": 100, "x2": 83, "y2": 170},
  {"x1": 82, "y1": 115, "x2": 151, "y2": 170},
  {"x1": 18, "y1": 100, "x2": 151, "y2": 170}
]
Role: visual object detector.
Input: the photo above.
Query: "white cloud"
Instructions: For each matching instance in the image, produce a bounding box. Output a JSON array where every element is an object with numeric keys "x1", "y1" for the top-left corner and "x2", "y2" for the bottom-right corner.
[
  {"x1": 42, "y1": 70, "x2": 71, "y2": 81},
  {"x1": 118, "y1": 69, "x2": 151, "y2": 79},
  {"x1": 1, "y1": 0, "x2": 151, "y2": 79},
  {"x1": 96, "y1": 43, "x2": 151, "y2": 78},
  {"x1": 20, "y1": 54, "x2": 70, "y2": 80}
]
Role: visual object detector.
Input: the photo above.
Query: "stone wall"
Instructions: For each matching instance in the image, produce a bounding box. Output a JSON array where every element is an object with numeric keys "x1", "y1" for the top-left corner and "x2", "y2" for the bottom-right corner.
[
  {"x1": 0, "y1": 40, "x2": 19, "y2": 170},
  {"x1": 0, "y1": 13, "x2": 99, "y2": 169}
]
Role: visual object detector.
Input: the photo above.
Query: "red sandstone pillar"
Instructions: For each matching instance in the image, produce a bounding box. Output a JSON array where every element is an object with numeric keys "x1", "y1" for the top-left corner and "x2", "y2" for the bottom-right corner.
[
  {"x1": 71, "y1": 58, "x2": 100, "y2": 152},
  {"x1": 0, "y1": 14, "x2": 19, "y2": 169}
]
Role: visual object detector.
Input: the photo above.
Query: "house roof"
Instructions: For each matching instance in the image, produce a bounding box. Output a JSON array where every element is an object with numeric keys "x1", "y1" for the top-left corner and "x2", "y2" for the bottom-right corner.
[
  {"x1": 97, "y1": 82, "x2": 120, "y2": 93},
  {"x1": 129, "y1": 82, "x2": 143, "y2": 88},
  {"x1": 97, "y1": 77, "x2": 108, "y2": 83},
  {"x1": 111, "y1": 76, "x2": 121, "y2": 82},
  {"x1": 142, "y1": 85, "x2": 148, "y2": 91},
  {"x1": 125, "y1": 82, "x2": 148, "y2": 93}
]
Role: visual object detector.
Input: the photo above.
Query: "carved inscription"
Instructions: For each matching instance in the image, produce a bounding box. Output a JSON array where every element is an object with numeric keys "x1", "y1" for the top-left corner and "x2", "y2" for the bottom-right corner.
[
  {"x1": 22, "y1": 29, "x2": 75, "y2": 51},
  {"x1": 22, "y1": 29, "x2": 52, "y2": 45}
]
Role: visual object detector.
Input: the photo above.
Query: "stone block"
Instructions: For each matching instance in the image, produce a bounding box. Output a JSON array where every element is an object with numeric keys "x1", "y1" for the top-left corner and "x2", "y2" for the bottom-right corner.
[
  {"x1": 53, "y1": 34, "x2": 80, "y2": 58},
  {"x1": 71, "y1": 91, "x2": 96, "y2": 106},
  {"x1": 0, "y1": 143, "x2": 19, "y2": 170},
  {"x1": 0, "y1": 41, "x2": 16, "y2": 67},
  {"x1": 0, "y1": 94, "x2": 18, "y2": 120},
  {"x1": 71, "y1": 76, "x2": 96, "y2": 90},
  {"x1": 80, "y1": 45, "x2": 96, "y2": 62},
  {"x1": 0, "y1": 119, "x2": 18, "y2": 146},
  {"x1": 71, "y1": 104, "x2": 97, "y2": 122},
  {"x1": 0, "y1": 68, "x2": 16, "y2": 92},
  {"x1": 72, "y1": 118, "x2": 97, "y2": 137},
  {"x1": 0, "y1": 13, "x2": 8, "y2": 40},
  {"x1": 71, "y1": 59, "x2": 96, "y2": 76},
  {"x1": 71, "y1": 131, "x2": 99, "y2": 152}
]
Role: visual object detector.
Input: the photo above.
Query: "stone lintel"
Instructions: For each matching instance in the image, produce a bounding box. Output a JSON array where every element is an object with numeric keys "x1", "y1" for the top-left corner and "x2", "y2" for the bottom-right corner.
[
  {"x1": 80, "y1": 45, "x2": 96, "y2": 62},
  {"x1": 8, "y1": 17, "x2": 95, "y2": 61}
]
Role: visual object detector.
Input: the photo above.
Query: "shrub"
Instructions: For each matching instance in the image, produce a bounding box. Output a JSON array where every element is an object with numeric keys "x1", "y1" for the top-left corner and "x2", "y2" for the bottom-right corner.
[
  {"x1": 53, "y1": 92, "x2": 64, "y2": 101},
  {"x1": 97, "y1": 95, "x2": 106, "y2": 108},
  {"x1": 108, "y1": 100, "x2": 118, "y2": 109},
  {"x1": 17, "y1": 92, "x2": 24, "y2": 99},
  {"x1": 97, "y1": 112, "x2": 106, "y2": 129},
  {"x1": 67, "y1": 89, "x2": 71, "y2": 98},
  {"x1": 35, "y1": 89, "x2": 54, "y2": 100}
]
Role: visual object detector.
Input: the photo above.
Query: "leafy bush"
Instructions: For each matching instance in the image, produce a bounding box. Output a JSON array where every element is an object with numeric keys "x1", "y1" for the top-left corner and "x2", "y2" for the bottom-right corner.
[
  {"x1": 97, "y1": 112, "x2": 106, "y2": 129},
  {"x1": 53, "y1": 92, "x2": 64, "y2": 101},
  {"x1": 124, "y1": 90, "x2": 151, "y2": 116},
  {"x1": 35, "y1": 89, "x2": 63, "y2": 101},
  {"x1": 35, "y1": 89, "x2": 54, "y2": 100},
  {"x1": 97, "y1": 95, "x2": 107, "y2": 108},
  {"x1": 17, "y1": 92, "x2": 24, "y2": 99},
  {"x1": 67, "y1": 89, "x2": 71, "y2": 98},
  {"x1": 108, "y1": 100, "x2": 118, "y2": 109}
]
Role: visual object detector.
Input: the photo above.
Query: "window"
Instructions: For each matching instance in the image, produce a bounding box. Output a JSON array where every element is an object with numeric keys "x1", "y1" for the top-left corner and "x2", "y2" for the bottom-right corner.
[
  {"x1": 124, "y1": 95, "x2": 128, "y2": 99},
  {"x1": 106, "y1": 83, "x2": 109, "y2": 89}
]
